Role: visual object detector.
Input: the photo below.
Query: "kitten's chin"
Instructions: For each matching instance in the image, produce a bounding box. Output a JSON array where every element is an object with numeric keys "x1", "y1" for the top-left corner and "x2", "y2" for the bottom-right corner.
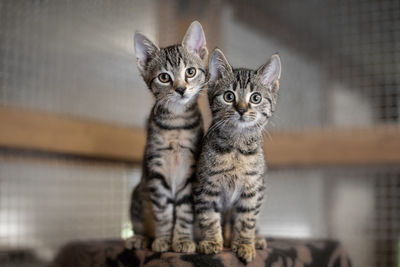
[
  {"x1": 166, "y1": 101, "x2": 186, "y2": 114},
  {"x1": 167, "y1": 96, "x2": 196, "y2": 114},
  {"x1": 235, "y1": 121, "x2": 257, "y2": 130},
  {"x1": 233, "y1": 119, "x2": 265, "y2": 134}
]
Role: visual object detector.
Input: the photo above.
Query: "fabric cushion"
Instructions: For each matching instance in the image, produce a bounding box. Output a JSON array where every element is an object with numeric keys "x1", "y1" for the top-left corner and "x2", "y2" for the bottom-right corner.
[{"x1": 51, "y1": 238, "x2": 351, "y2": 267}]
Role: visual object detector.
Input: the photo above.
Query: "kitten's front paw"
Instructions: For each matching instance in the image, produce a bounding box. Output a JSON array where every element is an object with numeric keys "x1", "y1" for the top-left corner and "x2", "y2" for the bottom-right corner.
[
  {"x1": 197, "y1": 240, "x2": 223, "y2": 255},
  {"x1": 172, "y1": 239, "x2": 196, "y2": 253},
  {"x1": 255, "y1": 236, "x2": 267, "y2": 250},
  {"x1": 125, "y1": 235, "x2": 150, "y2": 249},
  {"x1": 152, "y1": 238, "x2": 171, "y2": 252},
  {"x1": 231, "y1": 242, "x2": 256, "y2": 263}
]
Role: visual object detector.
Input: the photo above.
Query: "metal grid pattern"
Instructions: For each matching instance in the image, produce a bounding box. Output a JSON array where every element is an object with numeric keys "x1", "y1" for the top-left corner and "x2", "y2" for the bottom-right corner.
[
  {"x1": 372, "y1": 172, "x2": 400, "y2": 267},
  {"x1": 262, "y1": 167, "x2": 400, "y2": 267},
  {"x1": 0, "y1": 151, "x2": 140, "y2": 266},
  {"x1": 0, "y1": 0, "x2": 399, "y2": 266},
  {"x1": 0, "y1": 0, "x2": 156, "y2": 127},
  {"x1": 325, "y1": 0, "x2": 400, "y2": 124}
]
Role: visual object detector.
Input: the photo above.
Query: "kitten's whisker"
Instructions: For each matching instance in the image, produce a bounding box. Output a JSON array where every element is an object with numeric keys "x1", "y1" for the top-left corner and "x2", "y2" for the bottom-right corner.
[
  {"x1": 206, "y1": 117, "x2": 229, "y2": 138},
  {"x1": 265, "y1": 131, "x2": 273, "y2": 142},
  {"x1": 206, "y1": 121, "x2": 223, "y2": 137},
  {"x1": 262, "y1": 124, "x2": 273, "y2": 141}
]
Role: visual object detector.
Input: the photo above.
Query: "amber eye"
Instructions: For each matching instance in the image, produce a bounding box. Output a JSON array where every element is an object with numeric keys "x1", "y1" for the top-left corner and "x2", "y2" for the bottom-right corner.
[
  {"x1": 158, "y1": 73, "x2": 171, "y2": 83},
  {"x1": 185, "y1": 67, "x2": 196, "y2": 78},
  {"x1": 223, "y1": 91, "x2": 235, "y2": 103},
  {"x1": 250, "y1": 92, "x2": 262, "y2": 104}
]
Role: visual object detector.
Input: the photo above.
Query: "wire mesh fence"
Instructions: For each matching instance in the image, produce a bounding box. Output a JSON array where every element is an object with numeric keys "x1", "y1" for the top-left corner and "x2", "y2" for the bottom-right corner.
[{"x1": 0, "y1": 0, "x2": 399, "y2": 266}]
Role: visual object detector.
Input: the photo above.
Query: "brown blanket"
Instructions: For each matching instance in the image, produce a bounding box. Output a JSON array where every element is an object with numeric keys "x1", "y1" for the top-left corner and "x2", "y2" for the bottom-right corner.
[{"x1": 51, "y1": 238, "x2": 351, "y2": 267}]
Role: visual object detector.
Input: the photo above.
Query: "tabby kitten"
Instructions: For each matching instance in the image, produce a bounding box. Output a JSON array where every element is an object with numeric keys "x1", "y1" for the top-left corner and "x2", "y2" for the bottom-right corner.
[
  {"x1": 127, "y1": 21, "x2": 208, "y2": 253},
  {"x1": 194, "y1": 48, "x2": 281, "y2": 263}
]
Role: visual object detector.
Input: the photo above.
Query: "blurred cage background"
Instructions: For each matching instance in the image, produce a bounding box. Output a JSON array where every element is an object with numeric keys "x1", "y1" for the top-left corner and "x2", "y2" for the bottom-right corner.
[{"x1": 0, "y1": 0, "x2": 399, "y2": 266}]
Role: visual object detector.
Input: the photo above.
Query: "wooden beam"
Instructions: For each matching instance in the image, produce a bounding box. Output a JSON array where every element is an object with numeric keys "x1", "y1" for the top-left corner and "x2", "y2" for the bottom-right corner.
[
  {"x1": 0, "y1": 106, "x2": 146, "y2": 162},
  {"x1": 264, "y1": 125, "x2": 400, "y2": 167},
  {"x1": 1, "y1": 105, "x2": 399, "y2": 167}
]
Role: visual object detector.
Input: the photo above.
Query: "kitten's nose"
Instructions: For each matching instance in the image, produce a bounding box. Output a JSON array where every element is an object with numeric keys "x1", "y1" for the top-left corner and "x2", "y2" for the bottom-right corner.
[
  {"x1": 175, "y1": 87, "x2": 186, "y2": 96},
  {"x1": 237, "y1": 108, "x2": 246, "y2": 116},
  {"x1": 236, "y1": 102, "x2": 248, "y2": 116}
]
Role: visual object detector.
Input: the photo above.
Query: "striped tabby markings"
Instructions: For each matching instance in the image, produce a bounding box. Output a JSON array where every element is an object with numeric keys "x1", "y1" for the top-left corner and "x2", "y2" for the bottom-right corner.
[
  {"x1": 195, "y1": 48, "x2": 281, "y2": 263},
  {"x1": 128, "y1": 21, "x2": 208, "y2": 253}
]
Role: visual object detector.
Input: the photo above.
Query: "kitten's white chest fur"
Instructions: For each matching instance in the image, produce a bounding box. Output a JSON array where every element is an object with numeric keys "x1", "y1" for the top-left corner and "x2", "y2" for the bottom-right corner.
[
  {"x1": 223, "y1": 184, "x2": 241, "y2": 210},
  {"x1": 164, "y1": 130, "x2": 194, "y2": 197},
  {"x1": 219, "y1": 152, "x2": 260, "y2": 209}
]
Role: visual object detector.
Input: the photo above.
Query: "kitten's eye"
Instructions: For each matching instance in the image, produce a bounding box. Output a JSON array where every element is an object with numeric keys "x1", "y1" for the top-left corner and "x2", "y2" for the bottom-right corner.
[
  {"x1": 185, "y1": 67, "x2": 196, "y2": 78},
  {"x1": 223, "y1": 91, "x2": 235, "y2": 103},
  {"x1": 250, "y1": 92, "x2": 262, "y2": 104},
  {"x1": 158, "y1": 73, "x2": 171, "y2": 83}
]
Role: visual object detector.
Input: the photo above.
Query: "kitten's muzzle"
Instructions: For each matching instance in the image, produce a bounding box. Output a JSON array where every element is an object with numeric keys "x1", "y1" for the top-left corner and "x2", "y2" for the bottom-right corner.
[
  {"x1": 235, "y1": 102, "x2": 248, "y2": 116},
  {"x1": 175, "y1": 87, "x2": 186, "y2": 96}
]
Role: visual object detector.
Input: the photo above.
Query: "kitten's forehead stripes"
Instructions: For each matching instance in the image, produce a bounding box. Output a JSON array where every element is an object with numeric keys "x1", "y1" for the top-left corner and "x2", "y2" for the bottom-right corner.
[
  {"x1": 163, "y1": 45, "x2": 186, "y2": 69},
  {"x1": 232, "y1": 81, "x2": 237, "y2": 91},
  {"x1": 233, "y1": 69, "x2": 255, "y2": 91}
]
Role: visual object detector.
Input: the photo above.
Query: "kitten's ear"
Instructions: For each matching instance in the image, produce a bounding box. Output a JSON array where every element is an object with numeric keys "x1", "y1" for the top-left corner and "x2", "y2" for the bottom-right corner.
[
  {"x1": 209, "y1": 48, "x2": 232, "y2": 82},
  {"x1": 257, "y1": 54, "x2": 281, "y2": 94},
  {"x1": 134, "y1": 32, "x2": 159, "y2": 73},
  {"x1": 182, "y1": 21, "x2": 208, "y2": 61}
]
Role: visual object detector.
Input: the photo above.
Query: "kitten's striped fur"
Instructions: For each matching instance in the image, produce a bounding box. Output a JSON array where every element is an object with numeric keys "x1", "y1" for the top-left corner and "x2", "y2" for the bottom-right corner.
[
  {"x1": 127, "y1": 21, "x2": 208, "y2": 253},
  {"x1": 194, "y1": 49, "x2": 281, "y2": 263}
]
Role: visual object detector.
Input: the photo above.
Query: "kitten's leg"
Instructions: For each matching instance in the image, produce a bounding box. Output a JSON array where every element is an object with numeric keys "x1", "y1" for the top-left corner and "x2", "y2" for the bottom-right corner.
[
  {"x1": 126, "y1": 181, "x2": 150, "y2": 249},
  {"x1": 231, "y1": 184, "x2": 263, "y2": 263},
  {"x1": 194, "y1": 183, "x2": 223, "y2": 255},
  {"x1": 172, "y1": 182, "x2": 196, "y2": 253},
  {"x1": 254, "y1": 184, "x2": 267, "y2": 250},
  {"x1": 255, "y1": 234, "x2": 267, "y2": 250},
  {"x1": 148, "y1": 174, "x2": 174, "y2": 252},
  {"x1": 125, "y1": 222, "x2": 150, "y2": 250}
]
